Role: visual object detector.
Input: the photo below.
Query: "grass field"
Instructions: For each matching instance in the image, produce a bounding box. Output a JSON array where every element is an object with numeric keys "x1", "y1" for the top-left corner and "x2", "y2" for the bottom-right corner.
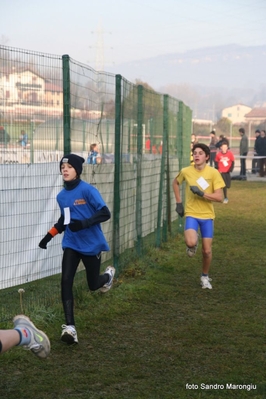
[{"x1": 0, "y1": 181, "x2": 265, "y2": 399}]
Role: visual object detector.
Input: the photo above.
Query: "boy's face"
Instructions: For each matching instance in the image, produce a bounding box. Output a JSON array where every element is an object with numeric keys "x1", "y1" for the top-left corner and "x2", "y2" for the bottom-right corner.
[
  {"x1": 221, "y1": 144, "x2": 228, "y2": 153},
  {"x1": 193, "y1": 147, "x2": 209, "y2": 166},
  {"x1": 61, "y1": 163, "x2": 77, "y2": 181}
]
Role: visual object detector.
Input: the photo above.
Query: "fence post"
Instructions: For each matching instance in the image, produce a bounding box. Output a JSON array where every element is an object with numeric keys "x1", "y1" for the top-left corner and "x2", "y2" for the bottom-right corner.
[
  {"x1": 62, "y1": 54, "x2": 71, "y2": 154},
  {"x1": 113, "y1": 75, "x2": 122, "y2": 272},
  {"x1": 177, "y1": 101, "x2": 184, "y2": 233},
  {"x1": 177, "y1": 101, "x2": 184, "y2": 170},
  {"x1": 186, "y1": 107, "x2": 193, "y2": 152},
  {"x1": 136, "y1": 85, "x2": 143, "y2": 256},
  {"x1": 156, "y1": 94, "x2": 168, "y2": 246},
  {"x1": 165, "y1": 98, "x2": 171, "y2": 236},
  {"x1": 162, "y1": 94, "x2": 169, "y2": 242}
]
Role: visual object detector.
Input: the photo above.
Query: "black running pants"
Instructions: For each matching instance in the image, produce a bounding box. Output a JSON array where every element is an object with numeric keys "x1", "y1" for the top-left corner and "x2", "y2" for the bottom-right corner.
[{"x1": 61, "y1": 248, "x2": 108, "y2": 325}]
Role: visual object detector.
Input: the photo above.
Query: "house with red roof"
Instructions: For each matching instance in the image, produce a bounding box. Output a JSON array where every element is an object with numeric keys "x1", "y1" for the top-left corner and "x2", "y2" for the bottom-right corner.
[{"x1": 244, "y1": 107, "x2": 266, "y2": 124}]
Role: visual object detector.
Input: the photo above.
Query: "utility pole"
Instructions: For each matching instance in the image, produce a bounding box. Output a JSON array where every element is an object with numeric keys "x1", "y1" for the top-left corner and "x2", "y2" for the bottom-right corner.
[{"x1": 88, "y1": 21, "x2": 113, "y2": 71}]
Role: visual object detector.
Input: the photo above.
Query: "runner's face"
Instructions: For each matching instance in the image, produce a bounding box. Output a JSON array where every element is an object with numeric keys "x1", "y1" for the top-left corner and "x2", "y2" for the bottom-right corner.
[
  {"x1": 193, "y1": 148, "x2": 208, "y2": 166},
  {"x1": 61, "y1": 163, "x2": 77, "y2": 181},
  {"x1": 221, "y1": 144, "x2": 228, "y2": 153}
]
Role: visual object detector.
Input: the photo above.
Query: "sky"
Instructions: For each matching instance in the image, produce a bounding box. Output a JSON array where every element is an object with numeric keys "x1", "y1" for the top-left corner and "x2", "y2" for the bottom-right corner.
[{"x1": 1, "y1": 0, "x2": 266, "y2": 72}]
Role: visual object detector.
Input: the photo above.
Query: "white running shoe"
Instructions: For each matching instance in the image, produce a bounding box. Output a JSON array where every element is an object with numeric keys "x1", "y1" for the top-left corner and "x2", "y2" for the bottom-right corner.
[
  {"x1": 100, "y1": 266, "x2": 115, "y2": 293},
  {"x1": 223, "y1": 198, "x2": 229, "y2": 204},
  {"x1": 61, "y1": 324, "x2": 78, "y2": 345},
  {"x1": 13, "y1": 314, "x2": 50, "y2": 358},
  {"x1": 200, "y1": 276, "x2": 212, "y2": 289},
  {"x1": 186, "y1": 233, "x2": 199, "y2": 257}
]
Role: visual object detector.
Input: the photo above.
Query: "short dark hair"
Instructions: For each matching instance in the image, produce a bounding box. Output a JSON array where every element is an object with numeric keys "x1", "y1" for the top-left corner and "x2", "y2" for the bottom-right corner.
[
  {"x1": 255, "y1": 129, "x2": 261, "y2": 134},
  {"x1": 90, "y1": 143, "x2": 97, "y2": 151},
  {"x1": 220, "y1": 140, "x2": 228, "y2": 147},
  {"x1": 192, "y1": 143, "x2": 210, "y2": 163},
  {"x1": 239, "y1": 128, "x2": 245, "y2": 134},
  {"x1": 210, "y1": 130, "x2": 216, "y2": 135}
]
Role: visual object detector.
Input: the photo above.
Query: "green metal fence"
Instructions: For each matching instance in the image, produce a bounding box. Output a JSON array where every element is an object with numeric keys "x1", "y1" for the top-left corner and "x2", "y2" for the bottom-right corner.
[{"x1": 0, "y1": 45, "x2": 191, "y2": 317}]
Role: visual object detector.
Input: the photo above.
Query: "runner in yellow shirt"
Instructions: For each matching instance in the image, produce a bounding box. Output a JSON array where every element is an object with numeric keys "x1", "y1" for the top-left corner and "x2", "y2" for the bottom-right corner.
[{"x1": 172, "y1": 143, "x2": 225, "y2": 289}]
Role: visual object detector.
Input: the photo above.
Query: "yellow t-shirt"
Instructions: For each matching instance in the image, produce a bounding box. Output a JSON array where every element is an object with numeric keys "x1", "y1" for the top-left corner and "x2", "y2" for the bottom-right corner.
[{"x1": 176, "y1": 165, "x2": 225, "y2": 219}]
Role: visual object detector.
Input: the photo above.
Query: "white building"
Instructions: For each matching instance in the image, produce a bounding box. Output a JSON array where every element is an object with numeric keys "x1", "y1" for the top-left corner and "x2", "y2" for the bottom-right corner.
[
  {"x1": 0, "y1": 68, "x2": 63, "y2": 110},
  {"x1": 0, "y1": 69, "x2": 45, "y2": 105},
  {"x1": 222, "y1": 104, "x2": 252, "y2": 124}
]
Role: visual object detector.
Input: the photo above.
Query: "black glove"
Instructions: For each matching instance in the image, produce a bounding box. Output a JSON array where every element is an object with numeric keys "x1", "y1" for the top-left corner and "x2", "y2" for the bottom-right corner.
[
  {"x1": 175, "y1": 203, "x2": 184, "y2": 217},
  {"x1": 54, "y1": 214, "x2": 65, "y2": 234},
  {"x1": 190, "y1": 186, "x2": 204, "y2": 197},
  {"x1": 39, "y1": 233, "x2": 53, "y2": 249},
  {"x1": 68, "y1": 219, "x2": 91, "y2": 232}
]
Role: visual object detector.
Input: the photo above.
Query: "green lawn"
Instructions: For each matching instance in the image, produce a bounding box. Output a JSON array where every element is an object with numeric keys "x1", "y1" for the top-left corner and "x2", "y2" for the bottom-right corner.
[{"x1": 0, "y1": 181, "x2": 265, "y2": 399}]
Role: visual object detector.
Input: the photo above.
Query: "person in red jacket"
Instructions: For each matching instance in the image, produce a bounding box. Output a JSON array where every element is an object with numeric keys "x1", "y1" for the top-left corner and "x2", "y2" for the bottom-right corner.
[{"x1": 215, "y1": 141, "x2": 234, "y2": 204}]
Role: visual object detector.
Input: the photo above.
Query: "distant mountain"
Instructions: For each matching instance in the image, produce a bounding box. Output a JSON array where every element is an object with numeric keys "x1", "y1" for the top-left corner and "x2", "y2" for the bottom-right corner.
[
  {"x1": 107, "y1": 44, "x2": 266, "y2": 90},
  {"x1": 107, "y1": 44, "x2": 266, "y2": 119}
]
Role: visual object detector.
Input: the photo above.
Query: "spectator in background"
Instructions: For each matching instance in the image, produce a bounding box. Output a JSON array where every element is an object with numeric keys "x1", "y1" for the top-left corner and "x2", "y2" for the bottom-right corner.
[
  {"x1": 158, "y1": 140, "x2": 163, "y2": 155},
  {"x1": 87, "y1": 143, "x2": 102, "y2": 165},
  {"x1": 239, "y1": 128, "x2": 248, "y2": 177},
  {"x1": 190, "y1": 134, "x2": 198, "y2": 164},
  {"x1": 0, "y1": 314, "x2": 50, "y2": 358},
  {"x1": 252, "y1": 129, "x2": 261, "y2": 174},
  {"x1": 215, "y1": 141, "x2": 235, "y2": 204},
  {"x1": 257, "y1": 130, "x2": 266, "y2": 177},
  {"x1": 0, "y1": 126, "x2": 10, "y2": 146},
  {"x1": 145, "y1": 136, "x2": 151, "y2": 152},
  {"x1": 152, "y1": 144, "x2": 158, "y2": 154},
  {"x1": 215, "y1": 134, "x2": 229, "y2": 149},
  {"x1": 191, "y1": 133, "x2": 198, "y2": 145},
  {"x1": 18, "y1": 130, "x2": 28, "y2": 148},
  {"x1": 209, "y1": 130, "x2": 218, "y2": 167}
]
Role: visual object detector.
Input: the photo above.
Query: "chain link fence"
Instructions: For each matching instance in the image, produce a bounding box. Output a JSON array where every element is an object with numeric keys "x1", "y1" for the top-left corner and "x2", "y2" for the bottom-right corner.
[{"x1": 0, "y1": 45, "x2": 191, "y2": 318}]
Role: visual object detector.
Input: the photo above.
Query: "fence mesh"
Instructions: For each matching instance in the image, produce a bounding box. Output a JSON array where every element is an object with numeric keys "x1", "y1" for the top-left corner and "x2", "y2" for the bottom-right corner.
[{"x1": 0, "y1": 45, "x2": 191, "y2": 320}]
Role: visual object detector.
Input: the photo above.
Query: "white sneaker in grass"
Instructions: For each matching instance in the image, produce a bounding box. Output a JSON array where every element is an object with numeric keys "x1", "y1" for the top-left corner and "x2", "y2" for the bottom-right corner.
[
  {"x1": 223, "y1": 198, "x2": 229, "y2": 204},
  {"x1": 186, "y1": 233, "x2": 199, "y2": 257},
  {"x1": 100, "y1": 266, "x2": 115, "y2": 293},
  {"x1": 200, "y1": 276, "x2": 212, "y2": 289},
  {"x1": 13, "y1": 314, "x2": 50, "y2": 358},
  {"x1": 61, "y1": 324, "x2": 78, "y2": 345}
]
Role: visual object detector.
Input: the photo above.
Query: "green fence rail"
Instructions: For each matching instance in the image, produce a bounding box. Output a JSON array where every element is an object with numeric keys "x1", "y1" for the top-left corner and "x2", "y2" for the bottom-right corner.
[{"x1": 0, "y1": 45, "x2": 191, "y2": 319}]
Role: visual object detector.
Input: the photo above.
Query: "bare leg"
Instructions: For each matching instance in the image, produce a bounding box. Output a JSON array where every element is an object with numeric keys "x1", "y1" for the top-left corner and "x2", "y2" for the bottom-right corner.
[
  {"x1": 0, "y1": 330, "x2": 20, "y2": 354},
  {"x1": 184, "y1": 228, "x2": 198, "y2": 248},
  {"x1": 201, "y1": 237, "x2": 212, "y2": 274}
]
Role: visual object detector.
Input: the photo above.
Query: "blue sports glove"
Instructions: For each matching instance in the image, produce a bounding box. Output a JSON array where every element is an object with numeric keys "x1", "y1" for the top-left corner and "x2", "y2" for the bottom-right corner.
[{"x1": 190, "y1": 186, "x2": 204, "y2": 197}]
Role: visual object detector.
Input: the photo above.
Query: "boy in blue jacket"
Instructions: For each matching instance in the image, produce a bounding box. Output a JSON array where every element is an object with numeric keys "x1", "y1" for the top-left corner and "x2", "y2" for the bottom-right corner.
[{"x1": 39, "y1": 154, "x2": 115, "y2": 345}]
